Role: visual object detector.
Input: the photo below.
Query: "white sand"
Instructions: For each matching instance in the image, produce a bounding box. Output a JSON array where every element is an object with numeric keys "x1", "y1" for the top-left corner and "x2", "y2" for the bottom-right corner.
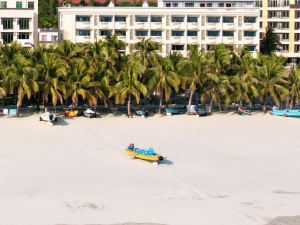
[{"x1": 1, "y1": 113, "x2": 300, "y2": 225}]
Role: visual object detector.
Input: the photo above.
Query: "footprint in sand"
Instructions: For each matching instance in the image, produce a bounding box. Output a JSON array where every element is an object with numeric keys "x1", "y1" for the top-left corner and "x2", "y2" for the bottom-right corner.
[{"x1": 65, "y1": 201, "x2": 105, "y2": 213}]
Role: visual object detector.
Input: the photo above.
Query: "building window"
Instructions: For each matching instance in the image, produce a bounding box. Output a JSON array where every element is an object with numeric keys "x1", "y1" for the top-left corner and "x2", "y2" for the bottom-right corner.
[
  {"x1": 187, "y1": 31, "x2": 197, "y2": 36},
  {"x1": 172, "y1": 45, "x2": 184, "y2": 51},
  {"x1": 2, "y1": 32, "x2": 13, "y2": 43},
  {"x1": 207, "y1": 17, "x2": 220, "y2": 23},
  {"x1": 150, "y1": 30, "x2": 162, "y2": 36},
  {"x1": 51, "y1": 35, "x2": 58, "y2": 42},
  {"x1": 200, "y1": 3, "x2": 205, "y2": 7},
  {"x1": 172, "y1": 3, "x2": 178, "y2": 7},
  {"x1": 115, "y1": 30, "x2": 126, "y2": 36},
  {"x1": 135, "y1": 16, "x2": 148, "y2": 23},
  {"x1": 226, "y1": 3, "x2": 232, "y2": 7},
  {"x1": 223, "y1": 31, "x2": 234, "y2": 37},
  {"x1": 282, "y1": 11, "x2": 289, "y2": 18},
  {"x1": 282, "y1": 44, "x2": 289, "y2": 52},
  {"x1": 207, "y1": 3, "x2": 212, "y2": 7},
  {"x1": 151, "y1": 16, "x2": 162, "y2": 22},
  {"x1": 78, "y1": 30, "x2": 90, "y2": 36},
  {"x1": 19, "y1": 18, "x2": 29, "y2": 30},
  {"x1": 185, "y1": 3, "x2": 194, "y2": 7},
  {"x1": 207, "y1": 31, "x2": 220, "y2": 37},
  {"x1": 282, "y1": 33, "x2": 289, "y2": 41},
  {"x1": 18, "y1": 32, "x2": 29, "y2": 39},
  {"x1": 28, "y1": 1, "x2": 34, "y2": 9},
  {"x1": 223, "y1": 17, "x2": 234, "y2": 23},
  {"x1": 136, "y1": 30, "x2": 148, "y2": 36},
  {"x1": 219, "y1": 3, "x2": 224, "y2": 7},
  {"x1": 172, "y1": 16, "x2": 184, "y2": 23},
  {"x1": 76, "y1": 16, "x2": 90, "y2": 22},
  {"x1": 244, "y1": 17, "x2": 256, "y2": 23},
  {"x1": 100, "y1": 29, "x2": 112, "y2": 36},
  {"x1": 172, "y1": 30, "x2": 184, "y2": 36},
  {"x1": 100, "y1": 16, "x2": 112, "y2": 22},
  {"x1": 187, "y1": 16, "x2": 198, "y2": 23},
  {"x1": 115, "y1": 16, "x2": 126, "y2": 22},
  {"x1": 2, "y1": 18, "x2": 13, "y2": 30},
  {"x1": 166, "y1": 3, "x2": 171, "y2": 7},
  {"x1": 244, "y1": 31, "x2": 256, "y2": 37},
  {"x1": 245, "y1": 45, "x2": 256, "y2": 51},
  {"x1": 0, "y1": 1, "x2": 7, "y2": 8},
  {"x1": 41, "y1": 35, "x2": 47, "y2": 41},
  {"x1": 16, "y1": 1, "x2": 22, "y2": 8}
]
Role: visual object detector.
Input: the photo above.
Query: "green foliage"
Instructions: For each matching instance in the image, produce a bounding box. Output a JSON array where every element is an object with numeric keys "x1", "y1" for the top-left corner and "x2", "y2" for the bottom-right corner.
[
  {"x1": 0, "y1": 37, "x2": 297, "y2": 117},
  {"x1": 260, "y1": 27, "x2": 281, "y2": 55}
]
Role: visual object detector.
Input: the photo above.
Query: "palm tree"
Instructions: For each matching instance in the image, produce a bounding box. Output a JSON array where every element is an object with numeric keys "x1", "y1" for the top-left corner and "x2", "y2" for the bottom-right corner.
[
  {"x1": 0, "y1": 42, "x2": 24, "y2": 65},
  {"x1": 254, "y1": 54, "x2": 288, "y2": 112},
  {"x1": 230, "y1": 50, "x2": 259, "y2": 107},
  {"x1": 5, "y1": 55, "x2": 39, "y2": 116},
  {"x1": 260, "y1": 27, "x2": 280, "y2": 55},
  {"x1": 201, "y1": 74, "x2": 231, "y2": 110},
  {"x1": 180, "y1": 46, "x2": 209, "y2": 113},
  {"x1": 133, "y1": 38, "x2": 160, "y2": 70},
  {"x1": 86, "y1": 49, "x2": 113, "y2": 108},
  {"x1": 147, "y1": 56, "x2": 180, "y2": 114},
  {"x1": 113, "y1": 56, "x2": 147, "y2": 116},
  {"x1": 55, "y1": 40, "x2": 82, "y2": 69},
  {"x1": 286, "y1": 66, "x2": 300, "y2": 109},
  {"x1": 37, "y1": 52, "x2": 66, "y2": 110}
]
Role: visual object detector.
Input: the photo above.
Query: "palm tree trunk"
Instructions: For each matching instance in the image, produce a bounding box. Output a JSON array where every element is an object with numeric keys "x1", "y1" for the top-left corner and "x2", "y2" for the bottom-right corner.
[
  {"x1": 187, "y1": 90, "x2": 194, "y2": 114},
  {"x1": 16, "y1": 105, "x2": 20, "y2": 117},
  {"x1": 290, "y1": 97, "x2": 294, "y2": 110},
  {"x1": 159, "y1": 91, "x2": 163, "y2": 114},
  {"x1": 263, "y1": 93, "x2": 268, "y2": 113},
  {"x1": 127, "y1": 94, "x2": 131, "y2": 118}
]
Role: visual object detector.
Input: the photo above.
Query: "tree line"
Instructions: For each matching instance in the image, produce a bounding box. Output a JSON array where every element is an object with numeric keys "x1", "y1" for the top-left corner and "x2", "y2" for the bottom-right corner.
[{"x1": 0, "y1": 36, "x2": 299, "y2": 116}]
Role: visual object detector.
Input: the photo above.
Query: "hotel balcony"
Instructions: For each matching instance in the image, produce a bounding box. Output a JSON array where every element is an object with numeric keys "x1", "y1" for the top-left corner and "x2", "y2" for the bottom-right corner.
[
  {"x1": 223, "y1": 23, "x2": 235, "y2": 30},
  {"x1": 206, "y1": 23, "x2": 222, "y2": 30},
  {"x1": 206, "y1": 36, "x2": 222, "y2": 44},
  {"x1": 115, "y1": 22, "x2": 127, "y2": 29},
  {"x1": 243, "y1": 23, "x2": 257, "y2": 30},
  {"x1": 187, "y1": 36, "x2": 199, "y2": 44},
  {"x1": 243, "y1": 37, "x2": 256, "y2": 44},
  {"x1": 99, "y1": 22, "x2": 114, "y2": 29},
  {"x1": 134, "y1": 22, "x2": 150, "y2": 29},
  {"x1": 187, "y1": 23, "x2": 198, "y2": 30},
  {"x1": 170, "y1": 36, "x2": 185, "y2": 43},
  {"x1": 151, "y1": 22, "x2": 163, "y2": 29},
  {"x1": 152, "y1": 36, "x2": 163, "y2": 42},
  {"x1": 75, "y1": 21, "x2": 91, "y2": 29},
  {"x1": 75, "y1": 35, "x2": 91, "y2": 43},
  {"x1": 222, "y1": 37, "x2": 235, "y2": 44},
  {"x1": 171, "y1": 22, "x2": 186, "y2": 30}
]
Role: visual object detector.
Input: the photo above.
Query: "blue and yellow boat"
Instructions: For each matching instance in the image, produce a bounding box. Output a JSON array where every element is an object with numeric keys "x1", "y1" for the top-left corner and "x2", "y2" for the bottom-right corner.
[{"x1": 125, "y1": 144, "x2": 164, "y2": 165}]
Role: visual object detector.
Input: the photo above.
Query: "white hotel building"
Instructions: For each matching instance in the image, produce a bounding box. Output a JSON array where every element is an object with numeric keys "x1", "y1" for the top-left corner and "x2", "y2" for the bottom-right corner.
[
  {"x1": 58, "y1": 0, "x2": 260, "y2": 56},
  {"x1": 0, "y1": 0, "x2": 38, "y2": 47}
]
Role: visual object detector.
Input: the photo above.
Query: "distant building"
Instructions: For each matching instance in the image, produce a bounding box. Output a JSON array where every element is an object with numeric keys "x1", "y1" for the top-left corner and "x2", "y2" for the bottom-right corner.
[
  {"x1": 38, "y1": 28, "x2": 59, "y2": 46},
  {"x1": 57, "y1": 0, "x2": 260, "y2": 56},
  {"x1": 256, "y1": 0, "x2": 300, "y2": 60},
  {"x1": 0, "y1": 0, "x2": 38, "y2": 47}
]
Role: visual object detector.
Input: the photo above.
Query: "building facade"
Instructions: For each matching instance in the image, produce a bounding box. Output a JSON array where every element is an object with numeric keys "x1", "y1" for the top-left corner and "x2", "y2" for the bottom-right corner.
[
  {"x1": 0, "y1": 0, "x2": 38, "y2": 47},
  {"x1": 256, "y1": 0, "x2": 300, "y2": 59},
  {"x1": 58, "y1": 0, "x2": 260, "y2": 56},
  {"x1": 38, "y1": 28, "x2": 59, "y2": 47}
]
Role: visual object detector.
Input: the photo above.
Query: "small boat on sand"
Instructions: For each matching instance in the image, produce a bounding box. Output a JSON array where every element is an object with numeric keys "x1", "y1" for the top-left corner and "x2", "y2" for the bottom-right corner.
[{"x1": 125, "y1": 143, "x2": 164, "y2": 165}]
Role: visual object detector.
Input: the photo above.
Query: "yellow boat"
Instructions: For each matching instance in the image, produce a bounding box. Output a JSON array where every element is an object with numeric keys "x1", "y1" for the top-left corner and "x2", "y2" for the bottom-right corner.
[
  {"x1": 125, "y1": 144, "x2": 164, "y2": 165},
  {"x1": 65, "y1": 110, "x2": 78, "y2": 117}
]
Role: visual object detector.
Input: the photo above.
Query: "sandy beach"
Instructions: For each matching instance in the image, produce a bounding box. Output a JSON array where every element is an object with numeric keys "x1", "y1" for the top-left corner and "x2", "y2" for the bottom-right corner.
[{"x1": 1, "y1": 113, "x2": 300, "y2": 225}]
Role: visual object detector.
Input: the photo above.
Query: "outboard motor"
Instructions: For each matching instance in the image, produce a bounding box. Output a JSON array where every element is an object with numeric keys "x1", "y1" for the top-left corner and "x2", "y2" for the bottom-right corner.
[
  {"x1": 128, "y1": 143, "x2": 134, "y2": 150},
  {"x1": 158, "y1": 156, "x2": 164, "y2": 161}
]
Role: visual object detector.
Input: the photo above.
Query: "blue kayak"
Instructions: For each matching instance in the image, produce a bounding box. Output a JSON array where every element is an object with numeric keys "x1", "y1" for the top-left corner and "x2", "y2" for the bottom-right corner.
[{"x1": 271, "y1": 109, "x2": 300, "y2": 117}]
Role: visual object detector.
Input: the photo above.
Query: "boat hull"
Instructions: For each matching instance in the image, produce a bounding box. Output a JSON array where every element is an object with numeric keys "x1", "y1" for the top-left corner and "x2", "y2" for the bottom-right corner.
[{"x1": 125, "y1": 149, "x2": 160, "y2": 162}]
